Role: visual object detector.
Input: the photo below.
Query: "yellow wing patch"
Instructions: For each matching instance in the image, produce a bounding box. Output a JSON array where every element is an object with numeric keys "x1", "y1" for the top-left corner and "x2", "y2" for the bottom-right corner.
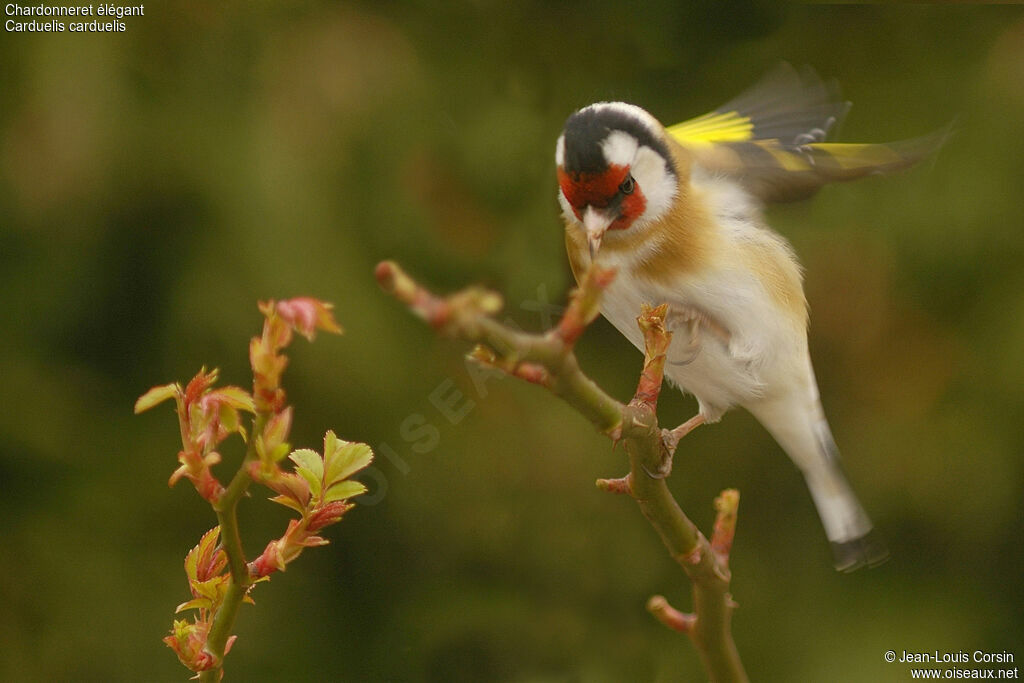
[
  {"x1": 666, "y1": 111, "x2": 755, "y2": 146},
  {"x1": 661, "y1": 64, "x2": 945, "y2": 202}
]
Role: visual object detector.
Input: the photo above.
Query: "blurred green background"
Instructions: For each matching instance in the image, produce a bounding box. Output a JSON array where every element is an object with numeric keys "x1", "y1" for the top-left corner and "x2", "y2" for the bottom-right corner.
[{"x1": 2, "y1": 2, "x2": 1022, "y2": 681}]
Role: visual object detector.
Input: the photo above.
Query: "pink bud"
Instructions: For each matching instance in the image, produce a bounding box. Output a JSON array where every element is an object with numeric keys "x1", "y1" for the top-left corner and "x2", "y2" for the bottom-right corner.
[
  {"x1": 183, "y1": 368, "x2": 219, "y2": 407},
  {"x1": 307, "y1": 500, "x2": 353, "y2": 532},
  {"x1": 275, "y1": 298, "x2": 342, "y2": 341}
]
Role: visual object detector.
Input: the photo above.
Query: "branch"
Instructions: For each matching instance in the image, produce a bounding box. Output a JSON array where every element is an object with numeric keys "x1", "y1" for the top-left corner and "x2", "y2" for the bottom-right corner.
[
  {"x1": 375, "y1": 261, "x2": 622, "y2": 433},
  {"x1": 197, "y1": 413, "x2": 268, "y2": 683},
  {"x1": 377, "y1": 261, "x2": 747, "y2": 682}
]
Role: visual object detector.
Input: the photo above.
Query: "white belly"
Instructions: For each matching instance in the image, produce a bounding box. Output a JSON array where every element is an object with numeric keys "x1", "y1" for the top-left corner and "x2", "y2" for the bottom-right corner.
[{"x1": 598, "y1": 269, "x2": 793, "y2": 422}]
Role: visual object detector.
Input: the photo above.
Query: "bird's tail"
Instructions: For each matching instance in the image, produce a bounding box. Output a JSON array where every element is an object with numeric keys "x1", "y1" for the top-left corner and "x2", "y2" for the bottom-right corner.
[
  {"x1": 802, "y1": 417, "x2": 888, "y2": 571},
  {"x1": 750, "y1": 391, "x2": 888, "y2": 572}
]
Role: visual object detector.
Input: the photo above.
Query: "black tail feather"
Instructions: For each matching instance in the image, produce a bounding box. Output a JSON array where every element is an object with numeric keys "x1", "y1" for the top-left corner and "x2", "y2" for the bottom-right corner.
[{"x1": 832, "y1": 531, "x2": 889, "y2": 572}]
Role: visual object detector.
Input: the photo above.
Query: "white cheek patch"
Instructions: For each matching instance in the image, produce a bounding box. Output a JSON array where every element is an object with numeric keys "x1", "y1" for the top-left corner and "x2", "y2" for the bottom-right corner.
[
  {"x1": 600, "y1": 130, "x2": 639, "y2": 168},
  {"x1": 631, "y1": 144, "x2": 676, "y2": 225},
  {"x1": 555, "y1": 134, "x2": 565, "y2": 167}
]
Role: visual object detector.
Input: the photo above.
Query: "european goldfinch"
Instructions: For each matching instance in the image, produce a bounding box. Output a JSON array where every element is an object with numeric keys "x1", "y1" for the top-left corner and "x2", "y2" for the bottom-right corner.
[{"x1": 557, "y1": 65, "x2": 940, "y2": 571}]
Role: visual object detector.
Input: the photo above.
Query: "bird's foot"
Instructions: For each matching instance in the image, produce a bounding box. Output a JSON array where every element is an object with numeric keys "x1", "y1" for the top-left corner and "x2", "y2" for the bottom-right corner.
[
  {"x1": 666, "y1": 305, "x2": 732, "y2": 344},
  {"x1": 665, "y1": 310, "x2": 702, "y2": 366},
  {"x1": 665, "y1": 306, "x2": 731, "y2": 367}
]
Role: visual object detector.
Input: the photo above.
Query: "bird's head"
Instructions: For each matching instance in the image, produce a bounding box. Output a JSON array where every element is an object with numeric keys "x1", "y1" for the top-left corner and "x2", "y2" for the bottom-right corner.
[{"x1": 556, "y1": 102, "x2": 679, "y2": 258}]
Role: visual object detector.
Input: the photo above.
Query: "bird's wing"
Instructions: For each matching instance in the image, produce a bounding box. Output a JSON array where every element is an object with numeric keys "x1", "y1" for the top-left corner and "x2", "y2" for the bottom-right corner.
[{"x1": 666, "y1": 64, "x2": 945, "y2": 202}]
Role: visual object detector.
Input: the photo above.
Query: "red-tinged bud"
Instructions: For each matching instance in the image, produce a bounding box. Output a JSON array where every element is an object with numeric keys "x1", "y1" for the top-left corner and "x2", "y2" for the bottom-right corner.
[
  {"x1": 256, "y1": 407, "x2": 293, "y2": 464},
  {"x1": 468, "y1": 344, "x2": 498, "y2": 366},
  {"x1": 514, "y1": 362, "x2": 550, "y2": 386},
  {"x1": 263, "y1": 471, "x2": 311, "y2": 510},
  {"x1": 596, "y1": 474, "x2": 632, "y2": 495},
  {"x1": 184, "y1": 368, "x2": 219, "y2": 407},
  {"x1": 246, "y1": 459, "x2": 271, "y2": 483},
  {"x1": 198, "y1": 389, "x2": 254, "y2": 447},
  {"x1": 266, "y1": 314, "x2": 293, "y2": 350},
  {"x1": 375, "y1": 261, "x2": 414, "y2": 301},
  {"x1": 169, "y1": 462, "x2": 189, "y2": 487},
  {"x1": 278, "y1": 298, "x2": 318, "y2": 339},
  {"x1": 711, "y1": 489, "x2": 740, "y2": 565},
  {"x1": 276, "y1": 297, "x2": 343, "y2": 341},
  {"x1": 299, "y1": 534, "x2": 329, "y2": 548},
  {"x1": 170, "y1": 449, "x2": 224, "y2": 501},
  {"x1": 195, "y1": 410, "x2": 224, "y2": 453},
  {"x1": 195, "y1": 469, "x2": 225, "y2": 503},
  {"x1": 164, "y1": 618, "x2": 217, "y2": 673},
  {"x1": 250, "y1": 337, "x2": 289, "y2": 383},
  {"x1": 263, "y1": 406, "x2": 292, "y2": 446},
  {"x1": 185, "y1": 527, "x2": 226, "y2": 583},
  {"x1": 249, "y1": 333, "x2": 290, "y2": 413},
  {"x1": 196, "y1": 553, "x2": 226, "y2": 585},
  {"x1": 307, "y1": 500, "x2": 353, "y2": 532},
  {"x1": 249, "y1": 538, "x2": 286, "y2": 578},
  {"x1": 374, "y1": 261, "x2": 397, "y2": 290},
  {"x1": 249, "y1": 559, "x2": 274, "y2": 579},
  {"x1": 248, "y1": 553, "x2": 273, "y2": 579},
  {"x1": 646, "y1": 596, "x2": 696, "y2": 634},
  {"x1": 248, "y1": 337, "x2": 265, "y2": 377},
  {"x1": 253, "y1": 387, "x2": 286, "y2": 416}
]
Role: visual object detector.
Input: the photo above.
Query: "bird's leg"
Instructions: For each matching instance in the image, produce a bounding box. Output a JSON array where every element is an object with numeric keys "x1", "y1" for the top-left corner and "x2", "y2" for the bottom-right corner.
[
  {"x1": 670, "y1": 413, "x2": 706, "y2": 442},
  {"x1": 665, "y1": 308, "x2": 702, "y2": 366},
  {"x1": 683, "y1": 317, "x2": 701, "y2": 354},
  {"x1": 644, "y1": 414, "x2": 706, "y2": 479},
  {"x1": 665, "y1": 305, "x2": 731, "y2": 367}
]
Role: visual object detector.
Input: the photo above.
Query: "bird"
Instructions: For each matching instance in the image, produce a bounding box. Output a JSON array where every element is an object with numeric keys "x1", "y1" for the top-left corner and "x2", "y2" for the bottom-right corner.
[{"x1": 556, "y1": 64, "x2": 943, "y2": 571}]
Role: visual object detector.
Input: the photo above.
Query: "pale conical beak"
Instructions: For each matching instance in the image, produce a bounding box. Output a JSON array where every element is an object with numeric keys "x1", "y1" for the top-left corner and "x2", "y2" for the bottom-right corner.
[{"x1": 583, "y1": 206, "x2": 614, "y2": 260}]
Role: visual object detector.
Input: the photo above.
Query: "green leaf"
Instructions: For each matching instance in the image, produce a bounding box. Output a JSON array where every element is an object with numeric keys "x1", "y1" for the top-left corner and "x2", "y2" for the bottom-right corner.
[
  {"x1": 219, "y1": 404, "x2": 241, "y2": 435},
  {"x1": 270, "y1": 443, "x2": 292, "y2": 463},
  {"x1": 257, "y1": 436, "x2": 293, "y2": 464},
  {"x1": 212, "y1": 386, "x2": 255, "y2": 413},
  {"x1": 323, "y1": 479, "x2": 367, "y2": 503},
  {"x1": 323, "y1": 430, "x2": 339, "y2": 464},
  {"x1": 174, "y1": 597, "x2": 209, "y2": 614},
  {"x1": 300, "y1": 534, "x2": 330, "y2": 548},
  {"x1": 134, "y1": 383, "x2": 180, "y2": 413},
  {"x1": 268, "y1": 494, "x2": 306, "y2": 514},
  {"x1": 324, "y1": 437, "x2": 373, "y2": 486},
  {"x1": 190, "y1": 575, "x2": 229, "y2": 603},
  {"x1": 289, "y1": 448, "x2": 324, "y2": 480},
  {"x1": 289, "y1": 448, "x2": 324, "y2": 497},
  {"x1": 184, "y1": 527, "x2": 221, "y2": 583},
  {"x1": 264, "y1": 472, "x2": 311, "y2": 509},
  {"x1": 261, "y1": 407, "x2": 293, "y2": 452}
]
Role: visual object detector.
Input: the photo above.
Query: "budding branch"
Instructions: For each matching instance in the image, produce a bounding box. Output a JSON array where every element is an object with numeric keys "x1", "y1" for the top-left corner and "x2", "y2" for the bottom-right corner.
[{"x1": 376, "y1": 260, "x2": 748, "y2": 683}]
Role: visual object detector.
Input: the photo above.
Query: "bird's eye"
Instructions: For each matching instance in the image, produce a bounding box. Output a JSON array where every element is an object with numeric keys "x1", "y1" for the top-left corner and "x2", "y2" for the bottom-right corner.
[{"x1": 619, "y1": 175, "x2": 635, "y2": 195}]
